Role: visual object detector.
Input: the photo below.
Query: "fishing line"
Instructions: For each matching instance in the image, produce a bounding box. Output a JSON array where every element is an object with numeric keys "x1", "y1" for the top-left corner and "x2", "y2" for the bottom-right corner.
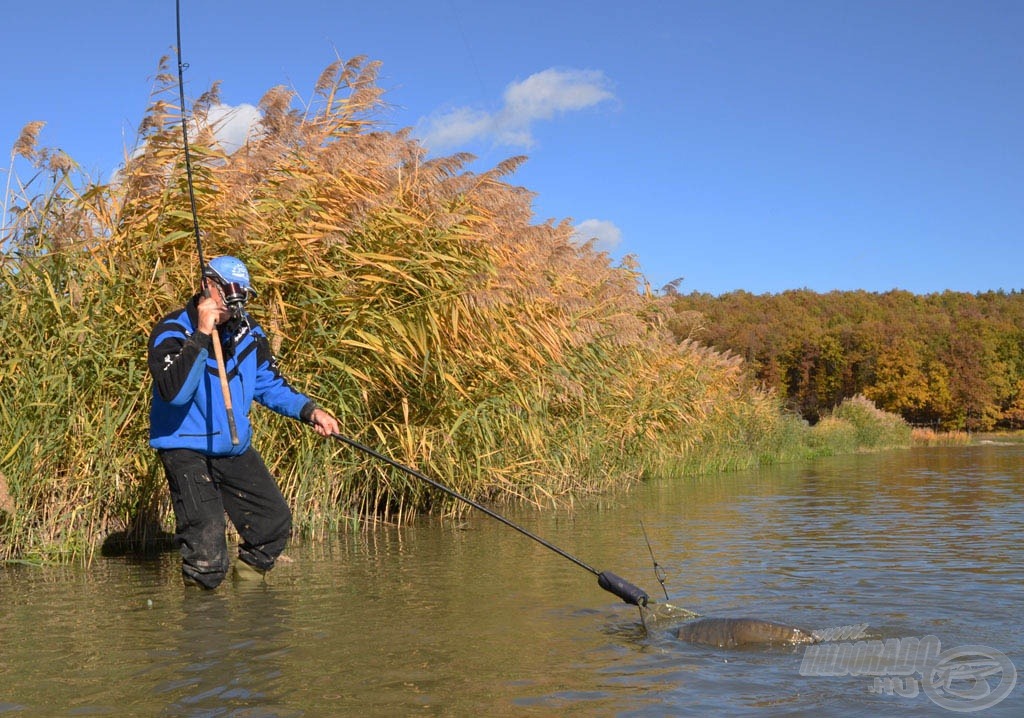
[
  {"x1": 326, "y1": 432, "x2": 650, "y2": 607},
  {"x1": 441, "y1": 0, "x2": 490, "y2": 103}
]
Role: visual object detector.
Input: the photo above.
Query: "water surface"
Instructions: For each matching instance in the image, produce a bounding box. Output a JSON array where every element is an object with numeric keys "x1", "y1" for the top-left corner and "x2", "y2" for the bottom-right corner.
[{"x1": 2, "y1": 444, "x2": 1021, "y2": 716}]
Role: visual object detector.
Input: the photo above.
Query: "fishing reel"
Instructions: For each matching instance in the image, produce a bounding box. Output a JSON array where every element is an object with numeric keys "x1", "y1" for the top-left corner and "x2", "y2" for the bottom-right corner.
[{"x1": 219, "y1": 281, "x2": 254, "y2": 317}]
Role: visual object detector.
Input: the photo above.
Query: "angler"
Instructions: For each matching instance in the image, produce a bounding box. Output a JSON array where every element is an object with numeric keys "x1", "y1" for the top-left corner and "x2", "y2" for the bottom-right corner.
[{"x1": 148, "y1": 256, "x2": 341, "y2": 588}]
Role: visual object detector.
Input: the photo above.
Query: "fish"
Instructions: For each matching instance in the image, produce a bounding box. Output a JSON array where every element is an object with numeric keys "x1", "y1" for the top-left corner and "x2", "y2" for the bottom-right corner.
[{"x1": 675, "y1": 617, "x2": 818, "y2": 648}]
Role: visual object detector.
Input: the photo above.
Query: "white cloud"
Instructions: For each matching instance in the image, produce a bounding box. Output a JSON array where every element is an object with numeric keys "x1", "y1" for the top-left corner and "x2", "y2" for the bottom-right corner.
[
  {"x1": 416, "y1": 107, "x2": 493, "y2": 151},
  {"x1": 206, "y1": 103, "x2": 262, "y2": 153},
  {"x1": 501, "y1": 69, "x2": 614, "y2": 120},
  {"x1": 571, "y1": 219, "x2": 622, "y2": 251},
  {"x1": 113, "y1": 102, "x2": 262, "y2": 191},
  {"x1": 419, "y1": 68, "x2": 614, "y2": 151}
]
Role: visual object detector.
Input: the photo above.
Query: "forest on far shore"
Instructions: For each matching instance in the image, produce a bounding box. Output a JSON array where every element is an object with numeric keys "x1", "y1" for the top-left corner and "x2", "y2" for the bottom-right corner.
[{"x1": 664, "y1": 288, "x2": 1024, "y2": 431}]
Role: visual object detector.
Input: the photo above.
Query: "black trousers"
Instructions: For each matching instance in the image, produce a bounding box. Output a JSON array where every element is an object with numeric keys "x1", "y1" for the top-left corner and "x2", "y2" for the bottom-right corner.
[{"x1": 159, "y1": 447, "x2": 292, "y2": 589}]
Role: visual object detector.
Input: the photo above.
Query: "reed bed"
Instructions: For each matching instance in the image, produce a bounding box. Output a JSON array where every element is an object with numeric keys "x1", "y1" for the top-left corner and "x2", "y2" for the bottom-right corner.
[
  {"x1": 0, "y1": 57, "x2": 910, "y2": 561},
  {"x1": 910, "y1": 428, "x2": 972, "y2": 446}
]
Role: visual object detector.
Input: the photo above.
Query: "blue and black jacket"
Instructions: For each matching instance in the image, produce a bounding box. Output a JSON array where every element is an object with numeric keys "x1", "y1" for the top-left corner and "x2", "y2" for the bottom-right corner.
[{"x1": 148, "y1": 295, "x2": 315, "y2": 456}]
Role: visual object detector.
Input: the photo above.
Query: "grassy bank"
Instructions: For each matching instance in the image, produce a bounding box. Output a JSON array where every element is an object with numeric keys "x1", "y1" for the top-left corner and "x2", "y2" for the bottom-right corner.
[{"x1": 0, "y1": 57, "x2": 911, "y2": 562}]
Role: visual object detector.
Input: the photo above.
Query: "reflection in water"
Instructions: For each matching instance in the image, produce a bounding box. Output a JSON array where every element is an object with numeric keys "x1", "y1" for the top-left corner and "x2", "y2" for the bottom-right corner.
[
  {"x1": 150, "y1": 584, "x2": 298, "y2": 717},
  {"x1": 0, "y1": 558, "x2": 300, "y2": 717},
  {"x1": 1, "y1": 445, "x2": 1022, "y2": 716}
]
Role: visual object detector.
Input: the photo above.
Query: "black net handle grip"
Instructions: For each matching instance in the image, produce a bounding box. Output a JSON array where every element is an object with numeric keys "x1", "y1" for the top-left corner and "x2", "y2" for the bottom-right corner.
[{"x1": 598, "y1": 571, "x2": 650, "y2": 606}]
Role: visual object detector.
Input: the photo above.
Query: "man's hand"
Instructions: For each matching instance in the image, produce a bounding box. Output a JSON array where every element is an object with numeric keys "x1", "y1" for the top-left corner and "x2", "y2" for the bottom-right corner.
[
  {"x1": 197, "y1": 281, "x2": 230, "y2": 335},
  {"x1": 309, "y1": 408, "x2": 341, "y2": 437}
]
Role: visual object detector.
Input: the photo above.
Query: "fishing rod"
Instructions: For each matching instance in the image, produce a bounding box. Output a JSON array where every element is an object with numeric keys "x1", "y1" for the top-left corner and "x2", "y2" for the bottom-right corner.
[
  {"x1": 640, "y1": 519, "x2": 670, "y2": 601},
  {"x1": 326, "y1": 432, "x2": 650, "y2": 607},
  {"x1": 174, "y1": 0, "x2": 239, "y2": 445}
]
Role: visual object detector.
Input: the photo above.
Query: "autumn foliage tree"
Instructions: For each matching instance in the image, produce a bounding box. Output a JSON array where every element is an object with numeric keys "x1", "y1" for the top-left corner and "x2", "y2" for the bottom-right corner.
[{"x1": 664, "y1": 288, "x2": 1024, "y2": 430}]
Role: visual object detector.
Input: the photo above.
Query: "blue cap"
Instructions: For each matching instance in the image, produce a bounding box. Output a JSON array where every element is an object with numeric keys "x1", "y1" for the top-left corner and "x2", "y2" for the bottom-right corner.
[{"x1": 204, "y1": 256, "x2": 256, "y2": 297}]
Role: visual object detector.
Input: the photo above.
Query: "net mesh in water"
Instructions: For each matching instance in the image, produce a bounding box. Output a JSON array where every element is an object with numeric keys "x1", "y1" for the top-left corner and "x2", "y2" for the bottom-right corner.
[{"x1": 638, "y1": 601, "x2": 701, "y2": 632}]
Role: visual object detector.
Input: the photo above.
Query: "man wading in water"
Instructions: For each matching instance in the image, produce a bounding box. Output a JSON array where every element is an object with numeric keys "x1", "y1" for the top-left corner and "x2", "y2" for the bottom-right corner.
[{"x1": 148, "y1": 256, "x2": 340, "y2": 588}]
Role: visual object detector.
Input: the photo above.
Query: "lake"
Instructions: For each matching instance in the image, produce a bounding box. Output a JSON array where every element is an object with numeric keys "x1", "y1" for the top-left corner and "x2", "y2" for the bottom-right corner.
[{"x1": 1, "y1": 443, "x2": 1021, "y2": 716}]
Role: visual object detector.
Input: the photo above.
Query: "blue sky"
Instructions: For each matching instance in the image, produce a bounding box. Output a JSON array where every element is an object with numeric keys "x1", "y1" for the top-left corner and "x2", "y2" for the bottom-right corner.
[{"x1": 3, "y1": 0, "x2": 1022, "y2": 295}]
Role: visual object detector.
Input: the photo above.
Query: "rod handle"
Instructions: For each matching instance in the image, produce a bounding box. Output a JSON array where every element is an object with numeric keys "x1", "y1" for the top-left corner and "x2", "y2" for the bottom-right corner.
[{"x1": 210, "y1": 327, "x2": 239, "y2": 445}]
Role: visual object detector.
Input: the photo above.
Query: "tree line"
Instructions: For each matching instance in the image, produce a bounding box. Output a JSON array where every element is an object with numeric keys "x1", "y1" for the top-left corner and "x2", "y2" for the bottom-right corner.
[{"x1": 663, "y1": 288, "x2": 1024, "y2": 430}]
